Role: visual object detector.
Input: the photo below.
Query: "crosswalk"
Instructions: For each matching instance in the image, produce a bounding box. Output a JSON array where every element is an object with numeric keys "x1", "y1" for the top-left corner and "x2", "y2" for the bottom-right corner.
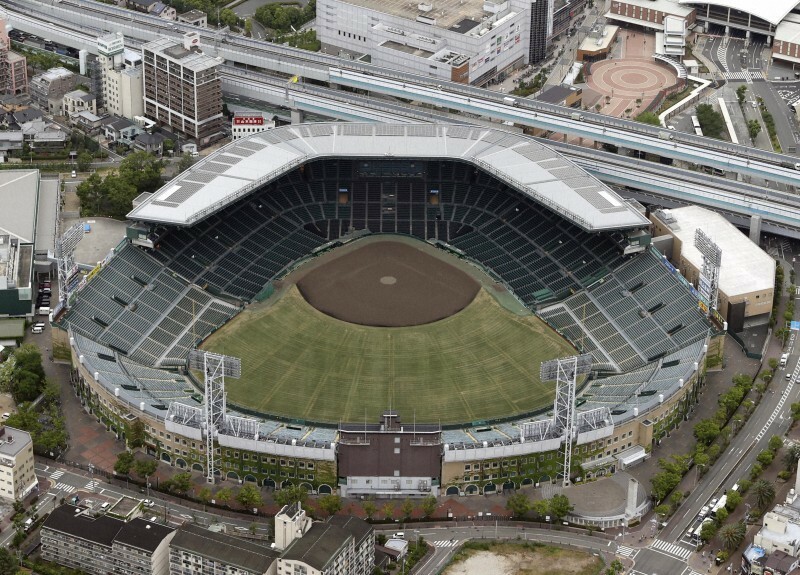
[
  {"x1": 651, "y1": 538, "x2": 693, "y2": 560},
  {"x1": 434, "y1": 540, "x2": 461, "y2": 548},
  {"x1": 49, "y1": 470, "x2": 64, "y2": 481},
  {"x1": 84, "y1": 481, "x2": 100, "y2": 492},
  {"x1": 716, "y1": 40, "x2": 729, "y2": 74},
  {"x1": 724, "y1": 71, "x2": 765, "y2": 82},
  {"x1": 52, "y1": 482, "x2": 75, "y2": 494},
  {"x1": 616, "y1": 546, "x2": 638, "y2": 558}
]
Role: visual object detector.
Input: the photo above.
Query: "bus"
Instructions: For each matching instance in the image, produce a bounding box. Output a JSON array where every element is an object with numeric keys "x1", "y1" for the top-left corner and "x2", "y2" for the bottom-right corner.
[
  {"x1": 691, "y1": 116, "x2": 701, "y2": 130},
  {"x1": 692, "y1": 518, "x2": 713, "y2": 546}
]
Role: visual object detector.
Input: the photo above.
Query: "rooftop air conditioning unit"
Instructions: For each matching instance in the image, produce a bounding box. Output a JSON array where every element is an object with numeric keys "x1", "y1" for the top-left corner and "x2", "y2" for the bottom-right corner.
[{"x1": 418, "y1": 3, "x2": 433, "y2": 11}]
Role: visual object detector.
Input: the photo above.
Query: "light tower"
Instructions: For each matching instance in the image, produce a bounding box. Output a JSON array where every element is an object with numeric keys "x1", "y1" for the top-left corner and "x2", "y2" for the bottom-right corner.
[
  {"x1": 56, "y1": 223, "x2": 85, "y2": 311},
  {"x1": 189, "y1": 350, "x2": 241, "y2": 484},
  {"x1": 694, "y1": 229, "x2": 722, "y2": 315},
  {"x1": 541, "y1": 353, "x2": 592, "y2": 487}
]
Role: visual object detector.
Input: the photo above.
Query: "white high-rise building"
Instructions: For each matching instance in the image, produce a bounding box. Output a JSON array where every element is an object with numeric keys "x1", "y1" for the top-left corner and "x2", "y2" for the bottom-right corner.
[{"x1": 97, "y1": 32, "x2": 144, "y2": 120}]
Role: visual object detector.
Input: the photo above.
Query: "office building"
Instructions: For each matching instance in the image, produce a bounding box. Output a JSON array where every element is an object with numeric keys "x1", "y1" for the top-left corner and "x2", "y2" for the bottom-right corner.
[
  {"x1": 530, "y1": 0, "x2": 554, "y2": 63},
  {"x1": 142, "y1": 34, "x2": 224, "y2": 146},
  {"x1": 231, "y1": 112, "x2": 276, "y2": 140},
  {"x1": 0, "y1": 425, "x2": 36, "y2": 501}
]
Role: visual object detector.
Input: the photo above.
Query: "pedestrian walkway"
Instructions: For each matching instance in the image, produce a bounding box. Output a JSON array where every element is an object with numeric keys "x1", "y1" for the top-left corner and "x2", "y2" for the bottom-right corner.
[
  {"x1": 434, "y1": 540, "x2": 461, "y2": 548},
  {"x1": 724, "y1": 71, "x2": 764, "y2": 82},
  {"x1": 651, "y1": 538, "x2": 693, "y2": 560},
  {"x1": 616, "y1": 545, "x2": 638, "y2": 558}
]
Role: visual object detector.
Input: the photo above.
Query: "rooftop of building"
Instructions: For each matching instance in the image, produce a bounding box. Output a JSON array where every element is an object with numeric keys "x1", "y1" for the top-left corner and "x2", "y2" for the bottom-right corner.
[
  {"x1": 42, "y1": 505, "x2": 123, "y2": 547},
  {"x1": 677, "y1": 0, "x2": 798, "y2": 26},
  {"x1": 114, "y1": 518, "x2": 174, "y2": 552},
  {"x1": 327, "y1": 515, "x2": 372, "y2": 545},
  {"x1": 336, "y1": 0, "x2": 506, "y2": 32},
  {"x1": 142, "y1": 37, "x2": 221, "y2": 73},
  {"x1": 128, "y1": 123, "x2": 650, "y2": 232},
  {"x1": 33, "y1": 67, "x2": 73, "y2": 82},
  {"x1": 612, "y1": 0, "x2": 694, "y2": 17},
  {"x1": 653, "y1": 206, "x2": 774, "y2": 296},
  {"x1": 0, "y1": 426, "x2": 32, "y2": 458},
  {"x1": 578, "y1": 24, "x2": 618, "y2": 51},
  {"x1": 179, "y1": 9, "x2": 207, "y2": 21},
  {"x1": 280, "y1": 522, "x2": 351, "y2": 571},
  {"x1": 536, "y1": 84, "x2": 582, "y2": 105},
  {"x1": 0, "y1": 170, "x2": 39, "y2": 244},
  {"x1": 171, "y1": 524, "x2": 279, "y2": 572},
  {"x1": 64, "y1": 90, "x2": 94, "y2": 102},
  {"x1": 775, "y1": 15, "x2": 800, "y2": 44}
]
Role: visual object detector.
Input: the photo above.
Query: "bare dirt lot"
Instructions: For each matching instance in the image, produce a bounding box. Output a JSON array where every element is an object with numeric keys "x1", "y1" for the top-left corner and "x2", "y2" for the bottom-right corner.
[
  {"x1": 297, "y1": 240, "x2": 480, "y2": 327},
  {"x1": 444, "y1": 543, "x2": 603, "y2": 575}
]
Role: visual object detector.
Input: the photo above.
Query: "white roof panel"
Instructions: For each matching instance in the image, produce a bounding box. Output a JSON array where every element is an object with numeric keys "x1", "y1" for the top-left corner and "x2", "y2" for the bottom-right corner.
[
  {"x1": 128, "y1": 124, "x2": 649, "y2": 231},
  {"x1": 679, "y1": 0, "x2": 799, "y2": 26},
  {"x1": 660, "y1": 206, "x2": 774, "y2": 296}
]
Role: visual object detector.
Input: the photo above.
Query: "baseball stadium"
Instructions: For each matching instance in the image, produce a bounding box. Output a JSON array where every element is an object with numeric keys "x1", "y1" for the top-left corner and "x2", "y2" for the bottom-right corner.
[{"x1": 62, "y1": 123, "x2": 713, "y2": 502}]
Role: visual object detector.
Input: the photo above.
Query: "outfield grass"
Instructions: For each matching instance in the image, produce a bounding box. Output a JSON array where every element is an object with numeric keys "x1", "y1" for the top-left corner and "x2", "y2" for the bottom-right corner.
[{"x1": 201, "y1": 286, "x2": 574, "y2": 424}]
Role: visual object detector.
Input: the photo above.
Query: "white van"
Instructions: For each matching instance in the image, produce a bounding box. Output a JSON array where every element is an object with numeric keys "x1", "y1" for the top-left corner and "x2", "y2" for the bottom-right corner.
[
  {"x1": 38, "y1": 306, "x2": 50, "y2": 316},
  {"x1": 781, "y1": 353, "x2": 789, "y2": 368},
  {"x1": 393, "y1": 532, "x2": 405, "y2": 539},
  {"x1": 23, "y1": 518, "x2": 33, "y2": 532},
  {"x1": 31, "y1": 326, "x2": 43, "y2": 334},
  {"x1": 100, "y1": 502, "x2": 110, "y2": 511}
]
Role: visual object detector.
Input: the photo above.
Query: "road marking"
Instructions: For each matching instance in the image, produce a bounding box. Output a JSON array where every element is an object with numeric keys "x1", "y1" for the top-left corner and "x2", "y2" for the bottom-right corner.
[
  {"x1": 52, "y1": 482, "x2": 75, "y2": 494},
  {"x1": 50, "y1": 470, "x2": 64, "y2": 480},
  {"x1": 84, "y1": 481, "x2": 99, "y2": 491},
  {"x1": 615, "y1": 545, "x2": 638, "y2": 558},
  {"x1": 651, "y1": 538, "x2": 692, "y2": 560},
  {"x1": 434, "y1": 540, "x2": 461, "y2": 548}
]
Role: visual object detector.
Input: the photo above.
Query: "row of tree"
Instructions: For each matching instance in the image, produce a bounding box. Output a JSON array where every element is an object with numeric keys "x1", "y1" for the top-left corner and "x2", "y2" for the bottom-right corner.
[
  {"x1": 255, "y1": 0, "x2": 316, "y2": 35},
  {"x1": 504, "y1": 491, "x2": 573, "y2": 522},
  {"x1": 76, "y1": 152, "x2": 164, "y2": 219}
]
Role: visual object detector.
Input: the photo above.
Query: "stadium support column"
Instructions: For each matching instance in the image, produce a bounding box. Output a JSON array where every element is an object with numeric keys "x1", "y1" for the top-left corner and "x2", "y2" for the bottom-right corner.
[
  {"x1": 749, "y1": 215, "x2": 762, "y2": 244},
  {"x1": 291, "y1": 109, "x2": 305, "y2": 124},
  {"x1": 541, "y1": 354, "x2": 592, "y2": 487},
  {"x1": 56, "y1": 223, "x2": 85, "y2": 312},
  {"x1": 189, "y1": 351, "x2": 241, "y2": 484}
]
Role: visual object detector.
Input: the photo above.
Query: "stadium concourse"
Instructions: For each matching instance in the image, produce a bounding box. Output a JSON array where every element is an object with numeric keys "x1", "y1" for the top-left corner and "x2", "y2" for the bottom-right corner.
[{"x1": 59, "y1": 124, "x2": 714, "y2": 521}]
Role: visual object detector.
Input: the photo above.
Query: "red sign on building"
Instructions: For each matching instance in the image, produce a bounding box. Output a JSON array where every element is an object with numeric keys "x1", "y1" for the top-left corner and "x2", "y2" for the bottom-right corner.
[{"x1": 233, "y1": 116, "x2": 265, "y2": 126}]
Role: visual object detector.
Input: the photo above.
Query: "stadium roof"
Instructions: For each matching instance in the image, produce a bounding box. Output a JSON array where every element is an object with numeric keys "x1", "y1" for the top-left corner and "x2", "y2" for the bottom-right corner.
[
  {"x1": 678, "y1": 0, "x2": 799, "y2": 26},
  {"x1": 128, "y1": 124, "x2": 649, "y2": 232}
]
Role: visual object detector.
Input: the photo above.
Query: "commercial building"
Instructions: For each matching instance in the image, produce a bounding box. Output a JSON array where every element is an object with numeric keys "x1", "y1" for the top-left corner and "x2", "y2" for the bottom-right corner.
[
  {"x1": 142, "y1": 34, "x2": 224, "y2": 146},
  {"x1": 576, "y1": 25, "x2": 619, "y2": 62},
  {"x1": 30, "y1": 68, "x2": 76, "y2": 113},
  {"x1": 316, "y1": 0, "x2": 530, "y2": 85},
  {"x1": 168, "y1": 523, "x2": 279, "y2": 575},
  {"x1": 338, "y1": 411, "x2": 442, "y2": 498},
  {"x1": 42, "y1": 506, "x2": 176, "y2": 575},
  {"x1": 0, "y1": 426, "x2": 36, "y2": 501},
  {"x1": 231, "y1": 111, "x2": 276, "y2": 140},
  {"x1": 97, "y1": 32, "x2": 144, "y2": 121},
  {"x1": 649, "y1": 206, "x2": 774, "y2": 332}
]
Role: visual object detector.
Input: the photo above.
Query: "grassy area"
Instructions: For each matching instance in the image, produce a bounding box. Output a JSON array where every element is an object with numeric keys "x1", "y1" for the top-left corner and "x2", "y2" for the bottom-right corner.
[
  {"x1": 656, "y1": 84, "x2": 695, "y2": 114},
  {"x1": 444, "y1": 541, "x2": 605, "y2": 575},
  {"x1": 201, "y1": 286, "x2": 573, "y2": 424}
]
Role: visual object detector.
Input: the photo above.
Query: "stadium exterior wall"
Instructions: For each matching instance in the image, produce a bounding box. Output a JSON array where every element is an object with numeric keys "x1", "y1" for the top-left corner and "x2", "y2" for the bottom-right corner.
[{"x1": 70, "y1": 337, "x2": 707, "y2": 497}]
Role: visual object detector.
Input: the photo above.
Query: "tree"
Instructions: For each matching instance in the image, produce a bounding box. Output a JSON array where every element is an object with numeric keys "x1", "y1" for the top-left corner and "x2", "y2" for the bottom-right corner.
[
  {"x1": 635, "y1": 111, "x2": 661, "y2": 126},
  {"x1": 736, "y1": 85, "x2": 747, "y2": 106},
  {"x1": 718, "y1": 521, "x2": 747, "y2": 551},
  {"x1": 76, "y1": 150, "x2": 93, "y2": 172},
  {"x1": 114, "y1": 451, "x2": 134, "y2": 475},
  {"x1": 700, "y1": 520, "x2": 718, "y2": 542},
  {"x1": 695, "y1": 103, "x2": 725, "y2": 139},
  {"x1": 197, "y1": 486, "x2": 212, "y2": 511},
  {"x1": 104, "y1": 174, "x2": 139, "y2": 219},
  {"x1": 506, "y1": 492, "x2": 530, "y2": 518},
  {"x1": 128, "y1": 419, "x2": 146, "y2": 448},
  {"x1": 0, "y1": 546, "x2": 18, "y2": 575},
  {"x1": 273, "y1": 485, "x2": 307, "y2": 507},
  {"x1": 4, "y1": 404, "x2": 41, "y2": 437},
  {"x1": 118, "y1": 151, "x2": 164, "y2": 195},
  {"x1": 531, "y1": 498, "x2": 550, "y2": 519},
  {"x1": 747, "y1": 120, "x2": 761, "y2": 142},
  {"x1": 400, "y1": 498, "x2": 415, "y2": 520},
  {"x1": 757, "y1": 449, "x2": 775, "y2": 467},
  {"x1": 549, "y1": 494, "x2": 573, "y2": 522},
  {"x1": 169, "y1": 472, "x2": 192, "y2": 495},
  {"x1": 421, "y1": 495, "x2": 437, "y2": 518},
  {"x1": 651, "y1": 471, "x2": 681, "y2": 503},
  {"x1": 178, "y1": 153, "x2": 195, "y2": 173},
  {"x1": 769, "y1": 435, "x2": 784, "y2": 452},
  {"x1": 215, "y1": 487, "x2": 233, "y2": 507},
  {"x1": 318, "y1": 494, "x2": 343, "y2": 517},
  {"x1": 381, "y1": 502, "x2": 395, "y2": 520},
  {"x1": 785, "y1": 443, "x2": 800, "y2": 471},
  {"x1": 654, "y1": 504, "x2": 671, "y2": 518},
  {"x1": 726, "y1": 490, "x2": 742, "y2": 511},
  {"x1": 694, "y1": 419, "x2": 721, "y2": 445},
  {"x1": 133, "y1": 458, "x2": 158, "y2": 480},
  {"x1": 76, "y1": 172, "x2": 106, "y2": 215},
  {"x1": 754, "y1": 479, "x2": 776, "y2": 510},
  {"x1": 245, "y1": 19, "x2": 253, "y2": 37},
  {"x1": 363, "y1": 499, "x2": 377, "y2": 521},
  {"x1": 606, "y1": 559, "x2": 624, "y2": 575},
  {"x1": 220, "y1": 8, "x2": 239, "y2": 28},
  {"x1": 236, "y1": 483, "x2": 263, "y2": 509},
  {"x1": 714, "y1": 507, "x2": 729, "y2": 525}
]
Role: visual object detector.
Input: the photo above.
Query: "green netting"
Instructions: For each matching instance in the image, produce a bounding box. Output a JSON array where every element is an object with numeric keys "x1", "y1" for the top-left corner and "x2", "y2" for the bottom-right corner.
[{"x1": 254, "y1": 283, "x2": 275, "y2": 302}]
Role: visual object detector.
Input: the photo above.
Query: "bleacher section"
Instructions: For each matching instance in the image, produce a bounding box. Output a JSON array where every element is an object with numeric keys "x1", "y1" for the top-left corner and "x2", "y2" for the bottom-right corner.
[
  {"x1": 541, "y1": 252, "x2": 710, "y2": 372},
  {"x1": 147, "y1": 159, "x2": 625, "y2": 306},
  {"x1": 63, "y1": 244, "x2": 239, "y2": 367}
]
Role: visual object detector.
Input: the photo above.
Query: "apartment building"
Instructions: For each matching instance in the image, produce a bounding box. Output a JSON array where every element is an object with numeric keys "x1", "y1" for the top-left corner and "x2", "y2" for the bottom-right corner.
[
  {"x1": 97, "y1": 32, "x2": 144, "y2": 120},
  {"x1": 30, "y1": 68, "x2": 76, "y2": 113},
  {"x1": 142, "y1": 33, "x2": 224, "y2": 146},
  {"x1": 0, "y1": 426, "x2": 36, "y2": 501},
  {"x1": 0, "y1": 16, "x2": 26, "y2": 96},
  {"x1": 63, "y1": 90, "x2": 97, "y2": 117},
  {"x1": 41, "y1": 506, "x2": 176, "y2": 575},
  {"x1": 278, "y1": 514, "x2": 374, "y2": 575},
  {"x1": 169, "y1": 523, "x2": 279, "y2": 575}
]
